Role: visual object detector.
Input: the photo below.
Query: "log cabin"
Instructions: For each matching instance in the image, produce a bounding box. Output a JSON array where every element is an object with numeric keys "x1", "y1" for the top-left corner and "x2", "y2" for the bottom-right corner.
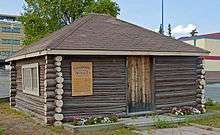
[{"x1": 6, "y1": 14, "x2": 209, "y2": 125}]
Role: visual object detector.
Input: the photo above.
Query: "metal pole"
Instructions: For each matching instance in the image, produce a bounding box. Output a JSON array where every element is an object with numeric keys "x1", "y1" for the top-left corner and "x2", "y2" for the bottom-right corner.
[{"x1": 162, "y1": 0, "x2": 164, "y2": 34}]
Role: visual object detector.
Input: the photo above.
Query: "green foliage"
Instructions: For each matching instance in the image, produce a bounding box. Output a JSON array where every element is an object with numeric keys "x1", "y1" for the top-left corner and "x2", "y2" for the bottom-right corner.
[
  {"x1": 85, "y1": 117, "x2": 97, "y2": 125},
  {"x1": 69, "y1": 119, "x2": 81, "y2": 126},
  {"x1": 159, "y1": 24, "x2": 163, "y2": 34},
  {"x1": 184, "y1": 113, "x2": 220, "y2": 128},
  {"x1": 153, "y1": 117, "x2": 177, "y2": 129},
  {"x1": 207, "y1": 104, "x2": 220, "y2": 111},
  {"x1": 20, "y1": 0, "x2": 120, "y2": 46},
  {"x1": 205, "y1": 98, "x2": 215, "y2": 106},
  {"x1": 109, "y1": 115, "x2": 118, "y2": 122},
  {"x1": 0, "y1": 128, "x2": 5, "y2": 135},
  {"x1": 0, "y1": 101, "x2": 27, "y2": 118},
  {"x1": 48, "y1": 125, "x2": 65, "y2": 133},
  {"x1": 190, "y1": 28, "x2": 198, "y2": 36},
  {"x1": 168, "y1": 24, "x2": 172, "y2": 37}
]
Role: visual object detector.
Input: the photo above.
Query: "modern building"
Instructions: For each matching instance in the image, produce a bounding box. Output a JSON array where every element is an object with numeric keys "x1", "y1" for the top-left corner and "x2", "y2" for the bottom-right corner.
[
  {"x1": 0, "y1": 14, "x2": 24, "y2": 60},
  {"x1": 6, "y1": 14, "x2": 208, "y2": 125},
  {"x1": 179, "y1": 33, "x2": 220, "y2": 84}
]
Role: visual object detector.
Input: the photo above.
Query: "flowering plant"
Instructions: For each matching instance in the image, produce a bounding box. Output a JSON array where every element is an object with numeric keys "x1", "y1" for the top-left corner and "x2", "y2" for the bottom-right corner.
[
  {"x1": 70, "y1": 114, "x2": 119, "y2": 126},
  {"x1": 171, "y1": 106, "x2": 202, "y2": 116}
]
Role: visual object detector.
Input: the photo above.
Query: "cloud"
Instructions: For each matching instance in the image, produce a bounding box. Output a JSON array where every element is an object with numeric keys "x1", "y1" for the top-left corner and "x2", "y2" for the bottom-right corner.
[{"x1": 173, "y1": 24, "x2": 196, "y2": 34}]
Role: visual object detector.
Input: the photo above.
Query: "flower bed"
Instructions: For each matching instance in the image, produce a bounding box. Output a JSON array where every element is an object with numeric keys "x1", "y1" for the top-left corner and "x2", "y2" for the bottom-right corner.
[
  {"x1": 171, "y1": 106, "x2": 205, "y2": 116},
  {"x1": 69, "y1": 115, "x2": 119, "y2": 126}
]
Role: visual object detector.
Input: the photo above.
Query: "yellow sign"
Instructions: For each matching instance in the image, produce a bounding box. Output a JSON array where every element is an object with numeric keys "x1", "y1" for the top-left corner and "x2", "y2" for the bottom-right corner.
[{"x1": 71, "y1": 62, "x2": 93, "y2": 96}]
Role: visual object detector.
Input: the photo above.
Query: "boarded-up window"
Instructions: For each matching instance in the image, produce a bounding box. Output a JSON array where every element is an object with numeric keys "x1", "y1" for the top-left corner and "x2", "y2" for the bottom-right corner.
[
  {"x1": 22, "y1": 63, "x2": 39, "y2": 96},
  {"x1": 71, "y1": 62, "x2": 93, "y2": 96}
]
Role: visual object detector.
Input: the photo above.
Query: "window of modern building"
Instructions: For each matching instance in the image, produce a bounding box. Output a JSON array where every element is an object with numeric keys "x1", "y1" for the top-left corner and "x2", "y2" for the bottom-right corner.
[
  {"x1": 1, "y1": 27, "x2": 21, "y2": 33},
  {"x1": 0, "y1": 39, "x2": 20, "y2": 45}
]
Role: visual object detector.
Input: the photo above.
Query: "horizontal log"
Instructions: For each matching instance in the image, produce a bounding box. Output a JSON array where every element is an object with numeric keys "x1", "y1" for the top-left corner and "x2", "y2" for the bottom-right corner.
[
  {"x1": 196, "y1": 94, "x2": 202, "y2": 98},
  {"x1": 56, "y1": 84, "x2": 63, "y2": 89},
  {"x1": 46, "y1": 87, "x2": 56, "y2": 91},
  {"x1": 16, "y1": 101, "x2": 44, "y2": 116},
  {"x1": 45, "y1": 102, "x2": 56, "y2": 112},
  {"x1": 46, "y1": 74, "x2": 57, "y2": 79},
  {"x1": 46, "y1": 64, "x2": 55, "y2": 69},
  {"x1": 56, "y1": 95, "x2": 62, "y2": 100},
  {"x1": 156, "y1": 91, "x2": 196, "y2": 99},
  {"x1": 54, "y1": 113, "x2": 64, "y2": 121},
  {"x1": 199, "y1": 79, "x2": 206, "y2": 85},
  {"x1": 10, "y1": 89, "x2": 17, "y2": 93},
  {"x1": 54, "y1": 121, "x2": 62, "y2": 126},
  {"x1": 55, "y1": 89, "x2": 64, "y2": 95},
  {"x1": 45, "y1": 116, "x2": 55, "y2": 125},
  {"x1": 198, "y1": 85, "x2": 204, "y2": 89},
  {"x1": 44, "y1": 91, "x2": 55, "y2": 98},
  {"x1": 16, "y1": 91, "x2": 45, "y2": 103},
  {"x1": 56, "y1": 72, "x2": 62, "y2": 77},
  {"x1": 196, "y1": 89, "x2": 203, "y2": 94},
  {"x1": 55, "y1": 61, "x2": 61, "y2": 67},
  {"x1": 156, "y1": 101, "x2": 196, "y2": 109},
  {"x1": 196, "y1": 98, "x2": 202, "y2": 104},
  {"x1": 55, "y1": 67, "x2": 61, "y2": 72},
  {"x1": 45, "y1": 111, "x2": 55, "y2": 116},
  {"x1": 55, "y1": 56, "x2": 62, "y2": 62},
  {"x1": 10, "y1": 102, "x2": 16, "y2": 106},
  {"x1": 45, "y1": 79, "x2": 56, "y2": 87},
  {"x1": 46, "y1": 59, "x2": 55, "y2": 64},
  {"x1": 55, "y1": 100, "x2": 63, "y2": 107},
  {"x1": 56, "y1": 77, "x2": 64, "y2": 83},
  {"x1": 55, "y1": 107, "x2": 62, "y2": 113}
]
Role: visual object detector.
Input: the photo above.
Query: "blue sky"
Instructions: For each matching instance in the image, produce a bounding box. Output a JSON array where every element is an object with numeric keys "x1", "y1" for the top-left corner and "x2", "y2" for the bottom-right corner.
[{"x1": 0, "y1": 0, "x2": 220, "y2": 37}]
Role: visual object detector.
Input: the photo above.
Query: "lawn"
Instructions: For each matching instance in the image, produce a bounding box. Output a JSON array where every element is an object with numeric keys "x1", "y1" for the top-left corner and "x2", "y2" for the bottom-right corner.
[
  {"x1": 184, "y1": 101, "x2": 220, "y2": 128},
  {"x1": 0, "y1": 100, "x2": 137, "y2": 135},
  {"x1": 0, "y1": 99, "x2": 219, "y2": 135}
]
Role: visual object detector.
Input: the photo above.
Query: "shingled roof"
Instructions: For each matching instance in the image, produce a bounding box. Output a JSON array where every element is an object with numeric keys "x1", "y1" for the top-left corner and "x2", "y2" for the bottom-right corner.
[{"x1": 7, "y1": 14, "x2": 209, "y2": 61}]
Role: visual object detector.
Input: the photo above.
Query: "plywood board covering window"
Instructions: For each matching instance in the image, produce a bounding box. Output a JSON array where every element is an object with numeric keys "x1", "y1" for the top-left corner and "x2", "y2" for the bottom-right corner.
[
  {"x1": 71, "y1": 62, "x2": 93, "y2": 96},
  {"x1": 22, "y1": 63, "x2": 39, "y2": 96}
]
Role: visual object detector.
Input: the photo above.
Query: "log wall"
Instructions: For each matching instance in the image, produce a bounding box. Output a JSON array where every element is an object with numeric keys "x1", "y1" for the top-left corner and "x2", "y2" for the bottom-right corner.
[
  {"x1": 154, "y1": 56, "x2": 200, "y2": 110},
  {"x1": 15, "y1": 56, "x2": 46, "y2": 120},
  {"x1": 61, "y1": 56, "x2": 127, "y2": 121}
]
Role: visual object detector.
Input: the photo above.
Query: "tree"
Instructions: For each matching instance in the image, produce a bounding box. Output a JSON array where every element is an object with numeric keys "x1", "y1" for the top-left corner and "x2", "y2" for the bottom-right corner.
[
  {"x1": 159, "y1": 24, "x2": 163, "y2": 34},
  {"x1": 168, "y1": 24, "x2": 172, "y2": 37},
  {"x1": 19, "y1": 0, "x2": 120, "y2": 45},
  {"x1": 190, "y1": 28, "x2": 198, "y2": 36}
]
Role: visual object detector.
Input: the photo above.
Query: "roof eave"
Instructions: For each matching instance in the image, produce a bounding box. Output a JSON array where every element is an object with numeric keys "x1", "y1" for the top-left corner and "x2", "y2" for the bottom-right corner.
[{"x1": 5, "y1": 49, "x2": 209, "y2": 62}]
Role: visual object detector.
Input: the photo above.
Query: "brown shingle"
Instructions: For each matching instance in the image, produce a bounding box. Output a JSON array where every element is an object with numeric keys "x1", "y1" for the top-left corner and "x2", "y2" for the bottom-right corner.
[{"x1": 14, "y1": 13, "x2": 208, "y2": 57}]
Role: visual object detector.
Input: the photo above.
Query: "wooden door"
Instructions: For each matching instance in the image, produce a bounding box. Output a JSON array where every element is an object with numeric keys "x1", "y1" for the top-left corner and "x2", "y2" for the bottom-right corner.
[{"x1": 127, "y1": 56, "x2": 153, "y2": 113}]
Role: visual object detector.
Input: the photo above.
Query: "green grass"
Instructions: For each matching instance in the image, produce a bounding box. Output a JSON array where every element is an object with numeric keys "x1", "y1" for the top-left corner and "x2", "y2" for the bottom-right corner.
[
  {"x1": 183, "y1": 101, "x2": 220, "y2": 128},
  {"x1": 0, "y1": 101, "x2": 28, "y2": 118},
  {"x1": 184, "y1": 113, "x2": 220, "y2": 128},
  {"x1": 0, "y1": 128, "x2": 5, "y2": 135},
  {"x1": 206, "y1": 102, "x2": 220, "y2": 112},
  {"x1": 153, "y1": 117, "x2": 178, "y2": 129},
  {"x1": 48, "y1": 125, "x2": 66, "y2": 133}
]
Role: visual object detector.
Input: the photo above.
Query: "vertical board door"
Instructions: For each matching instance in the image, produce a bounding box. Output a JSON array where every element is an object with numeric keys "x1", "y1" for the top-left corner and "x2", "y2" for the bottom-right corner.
[{"x1": 127, "y1": 56, "x2": 153, "y2": 113}]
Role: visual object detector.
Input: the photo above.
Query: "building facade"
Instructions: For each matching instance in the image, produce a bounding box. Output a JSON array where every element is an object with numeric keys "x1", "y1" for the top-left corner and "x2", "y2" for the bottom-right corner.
[
  {"x1": 0, "y1": 14, "x2": 24, "y2": 60},
  {"x1": 180, "y1": 33, "x2": 220, "y2": 84}
]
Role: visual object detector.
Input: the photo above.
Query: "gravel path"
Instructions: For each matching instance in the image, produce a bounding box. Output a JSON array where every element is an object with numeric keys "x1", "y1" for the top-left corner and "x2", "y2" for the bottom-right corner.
[
  {"x1": 152, "y1": 126, "x2": 220, "y2": 135},
  {"x1": 136, "y1": 126, "x2": 220, "y2": 135}
]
